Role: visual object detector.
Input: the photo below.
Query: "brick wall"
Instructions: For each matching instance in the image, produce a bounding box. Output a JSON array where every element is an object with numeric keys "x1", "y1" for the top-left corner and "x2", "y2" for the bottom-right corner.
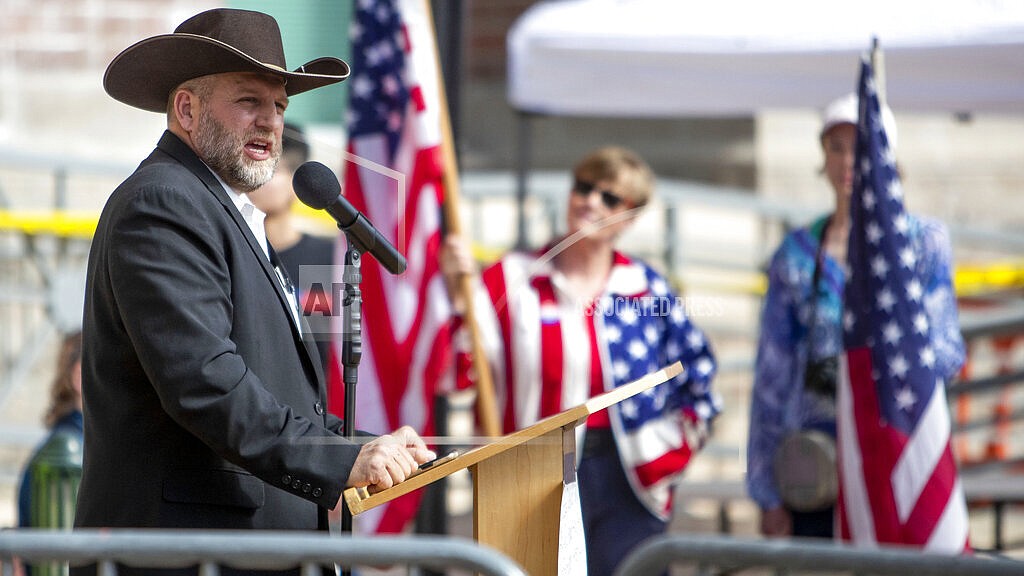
[
  {"x1": 465, "y1": 0, "x2": 535, "y2": 79},
  {"x1": 0, "y1": 0, "x2": 219, "y2": 164}
]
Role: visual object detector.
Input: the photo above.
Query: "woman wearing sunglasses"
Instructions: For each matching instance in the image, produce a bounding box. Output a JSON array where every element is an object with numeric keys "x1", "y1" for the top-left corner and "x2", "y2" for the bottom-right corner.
[{"x1": 442, "y1": 145, "x2": 721, "y2": 576}]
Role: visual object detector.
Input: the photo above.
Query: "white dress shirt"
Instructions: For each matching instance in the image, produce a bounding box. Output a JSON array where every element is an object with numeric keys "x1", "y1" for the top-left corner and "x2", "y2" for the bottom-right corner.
[{"x1": 212, "y1": 169, "x2": 301, "y2": 329}]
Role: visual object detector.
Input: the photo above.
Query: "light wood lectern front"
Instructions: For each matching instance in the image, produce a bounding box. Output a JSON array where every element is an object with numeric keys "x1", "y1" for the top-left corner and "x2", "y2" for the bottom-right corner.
[{"x1": 344, "y1": 362, "x2": 682, "y2": 575}]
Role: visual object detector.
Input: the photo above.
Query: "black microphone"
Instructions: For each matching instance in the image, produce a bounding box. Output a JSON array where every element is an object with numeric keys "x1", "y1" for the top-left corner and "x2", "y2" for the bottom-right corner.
[{"x1": 292, "y1": 161, "x2": 407, "y2": 275}]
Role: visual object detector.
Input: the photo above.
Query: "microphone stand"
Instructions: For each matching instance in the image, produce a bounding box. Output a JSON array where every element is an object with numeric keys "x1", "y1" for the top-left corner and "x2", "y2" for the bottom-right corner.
[
  {"x1": 339, "y1": 239, "x2": 363, "y2": 576},
  {"x1": 332, "y1": 211, "x2": 403, "y2": 576}
]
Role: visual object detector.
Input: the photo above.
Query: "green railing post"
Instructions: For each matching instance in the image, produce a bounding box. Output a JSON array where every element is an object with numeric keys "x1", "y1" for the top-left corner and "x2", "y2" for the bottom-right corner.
[{"x1": 28, "y1": 430, "x2": 83, "y2": 576}]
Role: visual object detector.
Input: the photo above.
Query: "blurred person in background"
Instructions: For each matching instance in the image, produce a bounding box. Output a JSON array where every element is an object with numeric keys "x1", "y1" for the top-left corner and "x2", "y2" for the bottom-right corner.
[
  {"x1": 248, "y1": 122, "x2": 333, "y2": 286},
  {"x1": 74, "y1": 10, "x2": 433, "y2": 574},
  {"x1": 14, "y1": 331, "x2": 83, "y2": 576},
  {"x1": 248, "y1": 122, "x2": 334, "y2": 372},
  {"x1": 746, "y1": 93, "x2": 965, "y2": 539},
  {"x1": 442, "y1": 146, "x2": 722, "y2": 576}
]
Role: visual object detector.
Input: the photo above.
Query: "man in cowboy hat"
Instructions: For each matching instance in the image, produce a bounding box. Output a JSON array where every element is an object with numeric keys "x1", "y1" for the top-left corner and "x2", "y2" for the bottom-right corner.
[{"x1": 75, "y1": 7, "x2": 433, "y2": 556}]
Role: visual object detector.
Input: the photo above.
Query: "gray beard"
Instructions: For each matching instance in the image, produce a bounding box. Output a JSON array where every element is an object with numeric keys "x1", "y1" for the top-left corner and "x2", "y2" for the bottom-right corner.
[{"x1": 193, "y1": 111, "x2": 280, "y2": 193}]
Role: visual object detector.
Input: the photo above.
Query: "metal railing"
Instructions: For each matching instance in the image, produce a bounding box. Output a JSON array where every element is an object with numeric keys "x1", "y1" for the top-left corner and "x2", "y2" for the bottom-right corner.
[
  {"x1": 613, "y1": 534, "x2": 1024, "y2": 576},
  {"x1": 0, "y1": 529, "x2": 526, "y2": 576}
]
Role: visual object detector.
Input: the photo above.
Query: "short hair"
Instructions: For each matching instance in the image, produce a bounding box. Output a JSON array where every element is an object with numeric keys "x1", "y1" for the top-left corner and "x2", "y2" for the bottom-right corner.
[
  {"x1": 166, "y1": 76, "x2": 214, "y2": 118},
  {"x1": 280, "y1": 123, "x2": 310, "y2": 172},
  {"x1": 572, "y1": 146, "x2": 655, "y2": 208}
]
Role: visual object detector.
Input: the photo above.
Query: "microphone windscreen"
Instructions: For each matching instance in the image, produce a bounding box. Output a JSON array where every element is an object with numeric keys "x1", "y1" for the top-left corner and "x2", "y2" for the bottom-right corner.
[{"x1": 292, "y1": 161, "x2": 341, "y2": 210}]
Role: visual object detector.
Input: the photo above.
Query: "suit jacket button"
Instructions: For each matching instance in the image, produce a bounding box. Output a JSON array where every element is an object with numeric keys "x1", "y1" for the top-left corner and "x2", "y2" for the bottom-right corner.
[
  {"x1": 314, "y1": 401, "x2": 324, "y2": 415},
  {"x1": 313, "y1": 488, "x2": 323, "y2": 497},
  {"x1": 282, "y1": 474, "x2": 292, "y2": 485},
  {"x1": 292, "y1": 479, "x2": 302, "y2": 490},
  {"x1": 302, "y1": 483, "x2": 311, "y2": 493}
]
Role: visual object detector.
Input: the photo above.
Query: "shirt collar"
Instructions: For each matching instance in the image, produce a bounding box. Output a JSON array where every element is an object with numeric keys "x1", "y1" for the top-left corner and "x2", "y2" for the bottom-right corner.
[
  {"x1": 533, "y1": 245, "x2": 649, "y2": 298},
  {"x1": 208, "y1": 166, "x2": 262, "y2": 218},
  {"x1": 206, "y1": 164, "x2": 270, "y2": 260}
]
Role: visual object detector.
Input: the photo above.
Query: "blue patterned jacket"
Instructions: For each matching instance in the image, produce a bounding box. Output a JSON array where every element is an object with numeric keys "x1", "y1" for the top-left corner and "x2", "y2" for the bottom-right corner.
[{"x1": 746, "y1": 214, "x2": 965, "y2": 510}]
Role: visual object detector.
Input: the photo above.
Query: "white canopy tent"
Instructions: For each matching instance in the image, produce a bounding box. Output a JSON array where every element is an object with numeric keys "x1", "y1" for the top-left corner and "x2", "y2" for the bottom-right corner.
[
  {"x1": 503, "y1": 0, "x2": 1024, "y2": 245},
  {"x1": 508, "y1": 0, "x2": 1024, "y2": 117}
]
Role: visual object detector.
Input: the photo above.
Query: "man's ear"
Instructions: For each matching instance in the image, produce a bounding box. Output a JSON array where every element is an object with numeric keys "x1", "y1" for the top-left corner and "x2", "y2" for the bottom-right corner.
[{"x1": 172, "y1": 90, "x2": 196, "y2": 131}]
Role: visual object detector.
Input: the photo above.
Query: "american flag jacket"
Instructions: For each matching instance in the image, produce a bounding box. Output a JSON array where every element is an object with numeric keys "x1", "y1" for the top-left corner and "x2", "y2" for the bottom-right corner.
[{"x1": 455, "y1": 247, "x2": 722, "y2": 519}]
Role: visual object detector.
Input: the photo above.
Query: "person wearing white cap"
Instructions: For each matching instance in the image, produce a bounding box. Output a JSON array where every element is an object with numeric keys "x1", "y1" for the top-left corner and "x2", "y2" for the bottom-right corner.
[{"x1": 745, "y1": 94, "x2": 965, "y2": 539}]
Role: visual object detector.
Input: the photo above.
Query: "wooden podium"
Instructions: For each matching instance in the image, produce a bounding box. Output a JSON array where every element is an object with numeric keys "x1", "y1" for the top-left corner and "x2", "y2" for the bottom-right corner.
[{"x1": 344, "y1": 362, "x2": 682, "y2": 575}]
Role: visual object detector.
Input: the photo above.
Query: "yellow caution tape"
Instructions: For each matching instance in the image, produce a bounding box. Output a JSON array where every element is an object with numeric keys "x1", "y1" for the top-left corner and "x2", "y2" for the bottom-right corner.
[{"x1": 4, "y1": 209, "x2": 1023, "y2": 296}]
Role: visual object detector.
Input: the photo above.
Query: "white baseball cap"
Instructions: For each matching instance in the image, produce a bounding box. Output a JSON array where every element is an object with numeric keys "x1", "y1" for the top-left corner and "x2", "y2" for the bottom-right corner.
[{"x1": 820, "y1": 93, "x2": 898, "y2": 151}]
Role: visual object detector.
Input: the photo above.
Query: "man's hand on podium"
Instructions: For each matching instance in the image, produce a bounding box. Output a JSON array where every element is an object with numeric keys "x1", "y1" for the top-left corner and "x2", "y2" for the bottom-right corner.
[{"x1": 344, "y1": 425, "x2": 435, "y2": 496}]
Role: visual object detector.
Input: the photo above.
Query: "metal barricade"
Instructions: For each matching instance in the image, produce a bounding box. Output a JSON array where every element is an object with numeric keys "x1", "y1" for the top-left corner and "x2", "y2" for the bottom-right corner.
[
  {"x1": 0, "y1": 530, "x2": 526, "y2": 576},
  {"x1": 614, "y1": 534, "x2": 1023, "y2": 576}
]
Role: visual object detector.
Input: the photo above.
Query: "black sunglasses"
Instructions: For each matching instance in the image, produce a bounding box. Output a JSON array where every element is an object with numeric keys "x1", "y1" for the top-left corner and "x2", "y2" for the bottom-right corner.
[{"x1": 572, "y1": 179, "x2": 629, "y2": 209}]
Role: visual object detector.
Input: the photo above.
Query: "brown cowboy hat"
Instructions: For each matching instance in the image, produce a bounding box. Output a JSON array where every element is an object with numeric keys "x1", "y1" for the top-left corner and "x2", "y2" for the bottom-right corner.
[{"x1": 104, "y1": 8, "x2": 350, "y2": 113}]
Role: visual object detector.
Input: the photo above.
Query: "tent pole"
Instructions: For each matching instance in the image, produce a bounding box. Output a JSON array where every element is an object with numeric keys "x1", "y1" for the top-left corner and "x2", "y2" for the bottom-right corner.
[{"x1": 515, "y1": 111, "x2": 533, "y2": 250}]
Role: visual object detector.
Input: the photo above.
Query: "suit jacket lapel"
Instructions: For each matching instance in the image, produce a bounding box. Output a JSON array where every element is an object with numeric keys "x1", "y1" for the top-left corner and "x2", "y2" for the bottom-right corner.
[
  {"x1": 155, "y1": 131, "x2": 325, "y2": 388},
  {"x1": 268, "y1": 244, "x2": 327, "y2": 387}
]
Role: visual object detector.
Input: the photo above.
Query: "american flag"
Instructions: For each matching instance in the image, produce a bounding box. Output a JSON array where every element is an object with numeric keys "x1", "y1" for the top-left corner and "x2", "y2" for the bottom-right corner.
[
  {"x1": 329, "y1": 0, "x2": 452, "y2": 534},
  {"x1": 836, "y1": 55, "x2": 969, "y2": 552}
]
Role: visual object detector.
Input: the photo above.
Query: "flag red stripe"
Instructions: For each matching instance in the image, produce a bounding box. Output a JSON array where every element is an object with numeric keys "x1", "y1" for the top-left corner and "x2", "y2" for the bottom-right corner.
[
  {"x1": 849, "y1": 346, "x2": 903, "y2": 544},
  {"x1": 585, "y1": 303, "x2": 610, "y2": 428},
  {"x1": 481, "y1": 261, "x2": 516, "y2": 432},
  {"x1": 634, "y1": 444, "x2": 693, "y2": 488},
  {"x1": 902, "y1": 444, "x2": 959, "y2": 545}
]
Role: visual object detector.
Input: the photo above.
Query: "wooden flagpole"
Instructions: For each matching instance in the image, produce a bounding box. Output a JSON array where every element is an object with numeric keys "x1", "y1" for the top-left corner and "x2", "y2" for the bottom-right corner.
[
  {"x1": 423, "y1": 0, "x2": 501, "y2": 437},
  {"x1": 871, "y1": 37, "x2": 887, "y2": 107}
]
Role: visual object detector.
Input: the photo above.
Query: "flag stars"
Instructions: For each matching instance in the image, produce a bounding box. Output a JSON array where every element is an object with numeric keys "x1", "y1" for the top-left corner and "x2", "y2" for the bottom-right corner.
[
  {"x1": 866, "y1": 221, "x2": 883, "y2": 244},
  {"x1": 899, "y1": 247, "x2": 916, "y2": 269},
  {"x1": 906, "y1": 279, "x2": 923, "y2": 301},
  {"x1": 844, "y1": 310, "x2": 855, "y2": 331},
  {"x1": 364, "y1": 42, "x2": 390, "y2": 68},
  {"x1": 920, "y1": 346, "x2": 936, "y2": 369},
  {"x1": 686, "y1": 330, "x2": 705, "y2": 351},
  {"x1": 890, "y1": 354, "x2": 910, "y2": 379},
  {"x1": 620, "y1": 398, "x2": 639, "y2": 420},
  {"x1": 877, "y1": 288, "x2": 896, "y2": 312},
  {"x1": 913, "y1": 313, "x2": 929, "y2": 335},
  {"x1": 670, "y1": 305, "x2": 686, "y2": 326},
  {"x1": 387, "y1": 110, "x2": 402, "y2": 132},
  {"x1": 863, "y1": 188, "x2": 876, "y2": 210},
  {"x1": 649, "y1": 390, "x2": 667, "y2": 411},
  {"x1": 349, "y1": 21, "x2": 363, "y2": 41},
  {"x1": 666, "y1": 341, "x2": 681, "y2": 359},
  {"x1": 628, "y1": 339, "x2": 648, "y2": 360},
  {"x1": 695, "y1": 357, "x2": 714, "y2": 377},
  {"x1": 882, "y1": 320, "x2": 903, "y2": 346},
  {"x1": 883, "y1": 146, "x2": 897, "y2": 169},
  {"x1": 352, "y1": 75, "x2": 374, "y2": 100},
  {"x1": 381, "y1": 74, "x2": 401, "y2": 97},
  {"x1": 887, "y1": 179, "x2": 903, "y2": 201},
  {"x1": 620, "y1": 306, "x2": 638, "y2": 326},
  {"x1": 895, "y1": 385, "x2": 917, "y2": 412},
  {"x1": 895, "y1": 213, "x2": 909, "y2": 235},
  {"x1": 612, "y1": 359, "x2": 630, "y2": 381},
  {"x1": 871, "y1": 254, "x2": 889, "y2": 278}
]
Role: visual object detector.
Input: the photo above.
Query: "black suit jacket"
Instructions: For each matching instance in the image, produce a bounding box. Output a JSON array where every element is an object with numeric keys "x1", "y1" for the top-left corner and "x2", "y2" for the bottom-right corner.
[{"x1": 76, "y1": 131, "x2": 357, "y2": 536}]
